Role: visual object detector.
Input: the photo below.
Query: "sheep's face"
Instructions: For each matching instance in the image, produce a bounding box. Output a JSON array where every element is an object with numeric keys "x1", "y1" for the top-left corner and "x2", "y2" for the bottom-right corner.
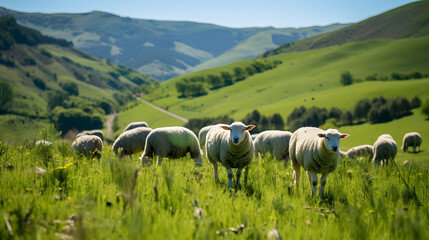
[
  {"x1": 318, "y1": 129, "x2": 349, "y2": 153},
  {"x1": 221, "y1": 122, "x2": 255, "y2": 145}
]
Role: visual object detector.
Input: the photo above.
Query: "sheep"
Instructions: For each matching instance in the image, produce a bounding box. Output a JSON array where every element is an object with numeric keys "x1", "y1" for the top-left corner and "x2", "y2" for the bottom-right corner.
[
  {"x1": 289, "y1": 127, "x2": 349, "y2": 197},
  {"x1": 345, "y1": 144, "x2": 374, "y2": 160},
  {"x1": 123, "y1": 121, "x2": 149, "y2": 132},
  {"x1": 35, "y1": 140, "x2": 52, "y2": 147},
  {"x1": 198, "y1": 125, "x2": 214, "y2": 148},
  {"x1": 205, "y1": 122, "x2": 255, "y2": 190},
  {"x1": 401, "y1": 132, "x2": 422, "y2": 153},
  {"x1": 372, "y1": 134, "x2": 397, "y2": 166},
  {"x1": 139, "y1": 126, "x2": 203, "y2": 167},
  {"x1": 112, "y1": 127, "x2": 152, "y2": 159},
  {"x1": 72, "y1": 135, "x2": 103, "y2": 159},
  {"x1": 251, "y1": 134, "x2": 259, "y2": 141},
  {"x1": 76, "y1": 130, "x2": 104, "y2": 141},
  {"x1": 253, "y1": 130, "x2": 293, "y2": 167}
]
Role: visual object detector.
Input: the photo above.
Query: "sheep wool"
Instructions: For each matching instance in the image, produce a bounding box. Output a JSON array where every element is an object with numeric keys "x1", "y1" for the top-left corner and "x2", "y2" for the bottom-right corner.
[
  {"x1": 198, "y1": 125, "x2": 214, "y2": 148},
  {"x1": 345, "y1": 144, "x2": 374, "y2": 160},
  {"x1": 76, "y1": 130, "x2": 104, "y2": 141},
  {"x1": 206, "y1": 122, "x2": 255, "y2": 190},
  {"x1": 123, "y1": 121, "x2": 149, "y2": 132},
  {"x1": 112, "y1": 127, "x2": 152, "y2": 158},
  {"x1": 401, "y1": 132, "x2": 422, "y2": 153},
  {"x1": 254, "y1": 130, "x2": 292, "y2": 167},
  {"x1": 289, "y1": 127, "x2": 349, "y2": 197},
  {"x1": 372, "y1": 134, "x2": 397, "y2": 165},
  {"x1": 72, "y1": 135, "x2": 103, "y2": 159},
  {"x1": 140, "y1": 127, "x2": 203, "y2": 167}
]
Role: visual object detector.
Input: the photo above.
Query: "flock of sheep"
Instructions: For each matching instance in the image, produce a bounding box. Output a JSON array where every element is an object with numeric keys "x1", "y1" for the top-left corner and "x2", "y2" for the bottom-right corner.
[{"x1": 65, "y1": 121, "x2": 422, "y2": 196}]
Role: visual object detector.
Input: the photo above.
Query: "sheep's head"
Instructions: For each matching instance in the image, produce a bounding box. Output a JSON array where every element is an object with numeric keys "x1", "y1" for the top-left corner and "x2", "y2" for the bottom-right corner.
[
  {"x1": 318, "y1": 128, "x2": 349, "y2": 153},
  {"x1": 221, "y1": 122, "x2": 255, "y2": 145}
]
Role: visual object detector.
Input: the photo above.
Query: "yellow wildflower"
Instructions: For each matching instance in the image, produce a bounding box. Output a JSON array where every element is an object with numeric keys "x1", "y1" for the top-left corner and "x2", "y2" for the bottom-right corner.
[
  {"x1": 269, "y1": 215, "x2": 274, "y2": 220},
  {"x1": 25, "y1": 188, "x2": 31, "y2": 191},
  {"x1": 67, "y1": 196, "x2": 72, "y2": 200},
  {"x1": 369, "y1": 210, "x2": 375, "y2": 213},
  {"x1": 183, "y1": 193, "x2": 188, "y2": 197}
]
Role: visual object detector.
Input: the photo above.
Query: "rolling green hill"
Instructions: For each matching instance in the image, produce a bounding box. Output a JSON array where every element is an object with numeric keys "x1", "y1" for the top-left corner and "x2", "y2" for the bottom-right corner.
[
  {"x1": 262, "y1": 0, "x2": 429, "y2": 57},
  {"x1": 0, "y1": 7, "x2": 347, "y2": 80},
  {"x1": 0, "y1": 16, "x2": 157, "y2": 144}
]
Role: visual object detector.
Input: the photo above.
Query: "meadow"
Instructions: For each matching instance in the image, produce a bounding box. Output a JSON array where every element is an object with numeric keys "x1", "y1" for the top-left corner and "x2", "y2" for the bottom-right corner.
[{"x1": 0, "y1": 123, "x2": 428, "y2": 239}]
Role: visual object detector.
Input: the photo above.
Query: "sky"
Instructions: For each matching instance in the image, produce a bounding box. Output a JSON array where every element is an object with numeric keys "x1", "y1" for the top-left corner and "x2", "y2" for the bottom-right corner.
[{"x1": 0, "y1": 0, "x2": 418, "y2": 28}]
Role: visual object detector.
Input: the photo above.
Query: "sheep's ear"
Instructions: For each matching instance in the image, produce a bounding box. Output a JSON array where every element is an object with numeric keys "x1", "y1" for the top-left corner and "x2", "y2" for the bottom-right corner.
[
  {"x1": 245, "y1": 125, "x2": 255, "y2": 131},
  {"x1": 220, "y1": 125, "x2": 231, "y2": 131},
  {"x1": 340, "y1": 134, "x2": 349, "y2": 139},
  {"x1": 317, "y1": 133, "x2": 326, "y2": 138}
]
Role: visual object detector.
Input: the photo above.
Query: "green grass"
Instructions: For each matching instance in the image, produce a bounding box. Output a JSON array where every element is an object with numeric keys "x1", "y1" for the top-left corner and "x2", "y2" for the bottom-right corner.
[
  {"x1": 0, "y1": 115, "x2": 49, "y2": 145},
  {"x1": 141, "y1": 36, "x2": 429, "y2": 123},
  {"x1": 1, "y1": 125, "x2": 428, "y2": 239}
]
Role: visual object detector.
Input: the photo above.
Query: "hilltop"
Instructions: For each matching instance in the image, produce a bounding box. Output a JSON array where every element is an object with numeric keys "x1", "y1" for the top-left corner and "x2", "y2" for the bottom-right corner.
[
  {"x1": 0, "y1": 7, "x2": 347, "y2": 80},
  {"x1": 0, "y1": 16, "x2": 156, "y2": 144},
  {"x1": 262, "y1": 0, "x2": 429, "y2": 57}
]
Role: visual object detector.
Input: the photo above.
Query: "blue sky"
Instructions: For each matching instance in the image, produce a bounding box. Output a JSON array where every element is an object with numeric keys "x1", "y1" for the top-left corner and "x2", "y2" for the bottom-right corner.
[{"x1": 0, "y1": 0, "x2": 418, "y2": 28}]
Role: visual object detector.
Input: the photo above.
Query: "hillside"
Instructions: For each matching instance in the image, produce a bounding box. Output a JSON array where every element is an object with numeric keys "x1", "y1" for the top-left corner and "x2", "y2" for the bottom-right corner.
[
  {"x1": 262, "y1": 0, "x2": 429, "y2": 57},
  {"x1": 0, "y1": 16, "x2": 157, "y2": 144},
  {"x1": 0, "y1": 7, "x2": 347, "y2": 80}
]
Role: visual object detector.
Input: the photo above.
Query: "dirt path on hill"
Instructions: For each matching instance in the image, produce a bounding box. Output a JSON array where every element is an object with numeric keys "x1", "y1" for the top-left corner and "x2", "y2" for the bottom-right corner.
[
  {"x1": 106, "y1": 112, "x2": 117, "y2": 138},
  {"x1": 134, "y1": 95, "x2": 188, "y2": 123}
]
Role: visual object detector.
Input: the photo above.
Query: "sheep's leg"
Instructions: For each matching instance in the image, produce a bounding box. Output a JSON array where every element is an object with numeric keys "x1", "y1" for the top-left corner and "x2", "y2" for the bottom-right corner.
[
  {"x1": 283, "y1": 154, "x2": 289, "y2": 168},
  {"x1": 320, "y1": 174, "x2": 328, "y2": 198},
  {"x1": 308, "y1": 171, "x2": 318, "y2": 197},
  {"x1": 236, "y1": 168, "x2": 243, "y2": 189},
  {"x1": 292, "y1": 160, "x2": 301, "y2": 187},
  {"x1": 156, "y1": 156, "x2": 163, "y2": 166},
  {"x1": 243, "y1": 166, "x2": 249, "y2": 186},
  {"x1": 211, "y1": 161, "x2": 219, "y2": 182},
  {"x1": 227, "y1": 168, "x2": 234, "y2": 190}
]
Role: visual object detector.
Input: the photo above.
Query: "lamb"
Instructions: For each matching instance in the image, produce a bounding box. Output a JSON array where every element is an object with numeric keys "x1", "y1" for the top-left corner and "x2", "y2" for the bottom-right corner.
[
  {"x1": 76, "y1": 130, "x2": 104, "y2": 141},
  {"x1": 205, "y1": 122, "x2": 255, "y2": 190},
  {"x1": 372, "y1": 134, "x2": 397, "y2": 165},
  {"x1": 112, "y1": 127, "x2": 152, "y2": 159},
  {"x1": 123, "y1": 121, "x2": 149, "y2": 132},
  {"x1": 401, "y1": 132, "x2": 422, "y2": 153},
  {"x1": 198, "y1": 125, "x2": 214, "y2": 148},
  {"x1": 254, "y1": 130, "x2": 293, "y2": 167},
  {"x1": 72, "y1": 135, "x2": 103, "y2": 159},
  {"x1": 139, "y1": 127, "x2": 203, "y2": 167},
  {"x1": 345, "y1": 144, "x2": 374, "y2": 160},
  {"x1": 289, "y1": 127, "x2": 349, "y2": 197}
]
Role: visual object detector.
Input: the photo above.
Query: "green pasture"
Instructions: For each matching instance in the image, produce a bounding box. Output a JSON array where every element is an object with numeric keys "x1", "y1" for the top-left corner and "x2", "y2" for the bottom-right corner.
[
  {"x1": 143, "y1": 37, "x2": 429, "y2": 121},
  {"x1": 0, "y1": 125, "x2": 428, "y2": 239}
]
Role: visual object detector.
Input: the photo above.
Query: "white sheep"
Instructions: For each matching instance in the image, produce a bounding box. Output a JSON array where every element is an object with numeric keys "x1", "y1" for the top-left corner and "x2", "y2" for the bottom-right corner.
[
  {"x1": 123, "y1": 121, "x2": 149, "y2": 132},
  {"x1": 198, "y1": 125, "x2": 214, "y2": 148},
  {"x1": 205, "y1": 122, "x2": 255, "y2": 190},
  {"x1": 345, "y1": 144, "x2": 374, "y2": 160},
  {"x1": 112, "y1": 127, "x2": 152, "y2": 159},
  {"x1": 35, "y1": 140, "x2": 52, "y2": 147},
  {"x1": 72, "y1": 135, "x2": 103, "y2": 159},
  {"x1": 76, "y1": 130, "x2": 104, "y2": 141},
  {"x1": 254, "y1": 130, "x2": 293, "y2": 167},
  {"x1": 139, "y1": 126, "x2": 203, "y2": 167},
  {"x1": 372, "y1": 134, "x2": 397, "y2": 165},
  {"x1": 401, "y1": 132, "x2": 422, "y2": 153},
  {"x1": 289, "y1": 127, "x2": 349, "y2": 197},
  {"x1": 251, "y1": 134, "x2": 259, "y2": 141}
]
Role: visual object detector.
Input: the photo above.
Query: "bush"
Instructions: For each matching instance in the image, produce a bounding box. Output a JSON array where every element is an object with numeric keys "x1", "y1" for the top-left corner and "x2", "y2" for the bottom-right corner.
[
  {"x1": 184, "y1": 115, "x2": 234, "y2": 135},
  {"x1": 421, "y1": 99, "x2": 429, "y2": 119},
  {"x1": 0, "y1": 81, "x2": 14, "y2": 113},
  {"x1": 50, "y1": 107, "x2": 103, "y2": 134},
  {"x1": 33, "y1": 78, "x2": 46, "y2": 90},
  {"x1": 48, "y1": 91, "x2": 68, "y2": 110},
  {"x1": 340, "y1": 71, "x2": 353, "y2": 86},
  {"x1": 411, "y1": 96, "x2": 422, "y2": 109},
  {"x1": 61, "y1": 81, "x2": 79, "y2": 96}
]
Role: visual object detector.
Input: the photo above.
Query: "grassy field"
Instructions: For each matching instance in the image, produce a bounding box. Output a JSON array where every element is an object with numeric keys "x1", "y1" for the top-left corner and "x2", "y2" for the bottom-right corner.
[
  {"x1": 141, "y1": 36, "x2": 429, "y2": 124},
  {"x1": 0, "y1": 123, "x2": 428, "y2": 239}
]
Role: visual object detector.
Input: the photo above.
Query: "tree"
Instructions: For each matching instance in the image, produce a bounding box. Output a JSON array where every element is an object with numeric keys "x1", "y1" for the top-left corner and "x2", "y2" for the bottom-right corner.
[
  {"x1": 270, "y1": 113, "x2": 284, "y2": 130},
  {"x1": 340, "y1": 71, "x2": 353, "y2": 86},
  {"x1": 207, "y1": 74, "x2": 223, "y2": 89},
  {"x1": 61, "y1": 81, "x2": 79, "y2": 96},
  {"x1": 220, "y1": 71, "x2": 234, "y2": 86},
  {"x1": 421, "y1": 99, "x2": 429, "y2": 119},
  {"x1": 411, "y1": 96, "x2": 422, "y2": 109},
  {"x1": 48, "y1": 91, "x2": 68, "y2": 110},
  {"x1": 328, "y1": 107, "x2": 343, "y2": 121},
  {"x1": 233, "y1": 67, "x2": 246, "y2": 81},
  {"x1": 0, "y1": 81, "x2": 14, "y2": 113},
  {"x1": 353, "y1": 99, "x2": 371, "y2": 121},
  {"x1": 341, "y1": 111, "x2": 353, "y2": 126}
]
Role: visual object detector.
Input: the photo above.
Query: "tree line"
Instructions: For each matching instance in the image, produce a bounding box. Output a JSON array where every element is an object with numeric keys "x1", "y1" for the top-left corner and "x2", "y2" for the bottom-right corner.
[
  {"x1": 176, "y1": 60, "x2": 282, "y2": 98},
  {"x1": 340, "y1": 70, "x2": 428, "y2": 86}
]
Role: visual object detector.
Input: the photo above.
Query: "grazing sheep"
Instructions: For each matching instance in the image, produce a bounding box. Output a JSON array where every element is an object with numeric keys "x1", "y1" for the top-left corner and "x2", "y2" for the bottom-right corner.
[
  {"x1": 35, "y1": 140, "x2": 52, "y2": 147},
  {"x1": 112, "y1": 127, "x2": 152, "y2": 159},
  {"x1": 139, "y1": 127, "x2": 203, "y2": 167},
  {"x1": 289, "y1": 127, "x2": 349, "y2": 197},
  {"x1": 76, "y1": 130, "x2": 104, "y2": 141},
  {"x1": 402, "y1": 132, "x2": 422, "y2": 153},
  {"x1": 251, "y1": 134, "x2": 259, "y2": 141},
  {"x1": 206, "y1": 122, "x2": 255, "y2": 190},
  {"x1": 198, "y1": 125, "x2": 214, "y2": 148},
  {"x1": 372, "y1": 134, "x2": 397, "y2": 166},
  {"x1": 72, "y1": 135, "x2": 103, "y2": 159},
  {"x1": 345, "y1": 144, "x2": 374, "y2": 160},
  {"x1": 254, "y1": 130, "x2": 293, "y2": 167},
  {"x1": 123, "y1": 121, "x2": 149, "y2": 132}
]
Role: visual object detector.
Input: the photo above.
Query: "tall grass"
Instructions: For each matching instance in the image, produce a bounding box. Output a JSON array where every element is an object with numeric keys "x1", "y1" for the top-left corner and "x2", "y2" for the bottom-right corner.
[{"x1": 1, "y1": 137, "x2": 428, "y2": 239}]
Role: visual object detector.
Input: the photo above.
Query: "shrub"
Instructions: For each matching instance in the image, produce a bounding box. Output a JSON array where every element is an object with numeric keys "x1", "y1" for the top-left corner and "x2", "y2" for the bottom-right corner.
[
  {"x1": 51, "y1": 107, "x2": 103, "y2": 134},
  {"x1": 411, "y1": 96, "x2": 422, "y2": 109},
  {"x1": 421, "y1": 99, "x2": 429, "y2": 119},
  {"x1": 340, "y1": 71, "x2": 353, "y2": 86},
  {"x1": 33, "y1": 78, "x2": 46, "y2": 90},
  {"x1": 61, "y1": 81, "x2": 79, "y2": 96},
  {"x1": 0, "y1": 81, "x2": 14, "y2": 113}
]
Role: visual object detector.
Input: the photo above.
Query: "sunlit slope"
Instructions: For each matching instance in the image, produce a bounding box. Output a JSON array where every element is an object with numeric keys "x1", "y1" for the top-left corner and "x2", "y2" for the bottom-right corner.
[{"x1": 143, "y1": 36, "x2": 429, "y2": 121}]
